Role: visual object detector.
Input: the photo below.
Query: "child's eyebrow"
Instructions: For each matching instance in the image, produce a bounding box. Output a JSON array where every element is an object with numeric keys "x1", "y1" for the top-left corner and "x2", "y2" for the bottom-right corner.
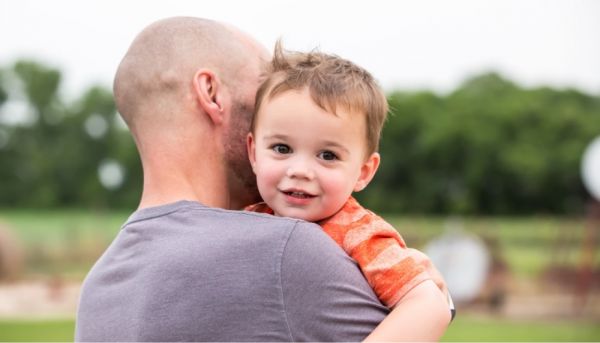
[
  {"x1": 262, "y1": 134, "x2": 288, "y2": 141},
  {"x1": 321, "y1": 141, "x2": 350, "y2": 154}
]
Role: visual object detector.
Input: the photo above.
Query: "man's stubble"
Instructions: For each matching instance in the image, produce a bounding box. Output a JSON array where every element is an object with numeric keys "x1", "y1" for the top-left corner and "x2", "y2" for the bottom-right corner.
[{"x1": 223, "y1": 99, "x2": 262, "y2": 208}]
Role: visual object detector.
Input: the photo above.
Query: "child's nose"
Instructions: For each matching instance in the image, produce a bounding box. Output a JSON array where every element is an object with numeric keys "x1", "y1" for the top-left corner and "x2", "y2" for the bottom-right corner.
[{"x1": 286, "y1": 161, "x2": 315, "y2": 180}]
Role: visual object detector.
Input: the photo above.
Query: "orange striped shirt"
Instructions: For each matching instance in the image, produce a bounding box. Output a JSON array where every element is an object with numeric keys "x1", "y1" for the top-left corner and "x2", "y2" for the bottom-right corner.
[{"x1": 246, "y1": 196, "x2": 443, "y2": 308}]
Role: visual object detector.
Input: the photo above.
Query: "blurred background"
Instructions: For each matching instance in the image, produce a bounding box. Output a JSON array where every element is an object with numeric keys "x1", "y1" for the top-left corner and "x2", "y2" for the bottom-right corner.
[{"x1": 0, "y1": 0, "x2": 599, "y2": 341}]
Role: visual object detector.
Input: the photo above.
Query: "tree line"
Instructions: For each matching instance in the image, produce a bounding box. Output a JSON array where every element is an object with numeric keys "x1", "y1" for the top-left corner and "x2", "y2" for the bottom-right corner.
[{"x1": 1, "y1": 60, "x2": 599, "y2": 214}]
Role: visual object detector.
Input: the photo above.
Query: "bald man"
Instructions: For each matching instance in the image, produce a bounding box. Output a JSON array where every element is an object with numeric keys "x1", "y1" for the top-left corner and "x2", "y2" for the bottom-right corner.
[{"x1": 75, "y1": 17, "x2": 388, "y2": 342}]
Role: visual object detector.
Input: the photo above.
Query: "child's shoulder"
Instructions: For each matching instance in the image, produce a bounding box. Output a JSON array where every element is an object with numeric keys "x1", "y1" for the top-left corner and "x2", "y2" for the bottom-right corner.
[{"x1": 324, "y1": 196, "x2": 388, "y2": 227}]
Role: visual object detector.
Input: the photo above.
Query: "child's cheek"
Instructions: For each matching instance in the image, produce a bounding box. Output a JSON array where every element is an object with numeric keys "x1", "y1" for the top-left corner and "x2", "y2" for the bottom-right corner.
[
  {"x1": 321, "y1": 169, "x2": 353, "y2": 209},
  {"x1": 256, "y1": 164, "x2": 281, "y2": 199}
]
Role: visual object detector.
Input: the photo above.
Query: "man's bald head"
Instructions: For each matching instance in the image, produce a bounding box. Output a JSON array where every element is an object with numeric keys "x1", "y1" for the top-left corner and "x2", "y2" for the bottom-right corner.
[
  {"x1": 114, "y1": 16, "x2": 260, "y2": 130},
  {"x1": 113, "y1": 17, "x2": 269, "y2": 208}
]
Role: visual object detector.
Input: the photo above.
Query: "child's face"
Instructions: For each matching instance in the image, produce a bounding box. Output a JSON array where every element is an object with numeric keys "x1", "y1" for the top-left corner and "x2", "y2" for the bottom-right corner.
[{"x1": 248, "y1": 88, "x2": 379, "y2": 222}]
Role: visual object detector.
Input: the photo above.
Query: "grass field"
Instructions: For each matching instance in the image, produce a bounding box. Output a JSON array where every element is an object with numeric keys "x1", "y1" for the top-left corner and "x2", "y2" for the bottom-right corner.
[
  {"x1": 386, "y1": 215, "x2": 596, "y2": 278},
  {"x1": 0, "y1": 209, "x2": 599, "y2": 342},
  {"x1": 0, "y1": 319, "x2": 75, "y2": 342},
  {"x1": 442, "y1": 315, "x2": 600, "y2": 341},
  {"x1": 0, "y1": 209, "x2": 128, "y2": 277},
  {"x1": 0, "y1": 316, "x2": 598, "y2": 342},
  {"x1": 0, "y1": 209, "x2": 596, "y2": 279}
]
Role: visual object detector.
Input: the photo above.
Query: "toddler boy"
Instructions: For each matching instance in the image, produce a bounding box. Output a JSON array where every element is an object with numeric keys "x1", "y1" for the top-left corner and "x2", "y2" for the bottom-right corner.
[{"x1": 246, "y1": 44, "x2": 453, "y2": 341}]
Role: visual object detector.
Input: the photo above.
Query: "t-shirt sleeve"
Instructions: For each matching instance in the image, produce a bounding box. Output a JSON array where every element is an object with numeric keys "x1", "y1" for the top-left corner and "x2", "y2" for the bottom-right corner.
[
  {"x1": 319, "y1": 197, "x2": 437, "y2": 308},
  {"x1": 280, "y1": 221, "x2": 389, "y2": 342}
]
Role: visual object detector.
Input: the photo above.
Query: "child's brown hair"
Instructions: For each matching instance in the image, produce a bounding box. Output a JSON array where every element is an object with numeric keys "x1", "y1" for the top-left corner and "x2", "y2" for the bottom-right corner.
[{"x1": 252, "y1": 42, "x2": 388, "y2": 155}]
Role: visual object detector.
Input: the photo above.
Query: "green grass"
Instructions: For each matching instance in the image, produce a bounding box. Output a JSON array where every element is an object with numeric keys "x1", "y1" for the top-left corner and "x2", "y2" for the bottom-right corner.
[
  {"x1": 0, "y1": 319, "x2": 75, "y2": 342},
  {"x1": 0, "y1": 317, "x2": 598, "y2": 342},
  {"x1": 0, "y1": 208, "x2": 129, "y2": 278},
  {"x1": 0, "y1": 209, "x2": 598, "y2": 280},
  {"x1": 384, "y1": 215, "x2": 597, "y2": 278},
  {"x1": 0, "y1": 208, "x2": 128, "y2": 245},
  {"x1": 1, "y1": 210, "x2": 598, "y2": 342},
  {"x1": 442, "y1": 315, "x2": 600, "y2": 341},
  {"x1": 385, "y1": 216, "x2": 585, "y2": 245}
]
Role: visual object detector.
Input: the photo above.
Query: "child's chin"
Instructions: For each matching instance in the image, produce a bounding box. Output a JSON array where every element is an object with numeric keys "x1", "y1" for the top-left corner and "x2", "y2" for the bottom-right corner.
[
  {"x1": 297, "y1": 211, "x2": 330, "y2": 223},
  {"x1": 277, "y1": 209, "x2": 320, "y2": 222}
]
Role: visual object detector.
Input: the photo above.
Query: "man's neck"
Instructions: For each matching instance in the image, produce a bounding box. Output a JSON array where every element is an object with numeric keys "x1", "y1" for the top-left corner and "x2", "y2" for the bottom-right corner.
[{"x1": 138, "y1": 155, "x2": 229, "y2": 211}]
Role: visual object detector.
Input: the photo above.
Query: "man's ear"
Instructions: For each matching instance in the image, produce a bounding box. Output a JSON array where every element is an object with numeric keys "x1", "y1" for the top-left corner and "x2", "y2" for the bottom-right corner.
[
  {"x1": 353, "y1": 152, "x2": 381, "y2": 192},
  {"x1": 193, "y1": 69, "x2": 225, "y2": 125},
  {"x1": 247, "y1": 132, "x2": 257, "y2": 174}
]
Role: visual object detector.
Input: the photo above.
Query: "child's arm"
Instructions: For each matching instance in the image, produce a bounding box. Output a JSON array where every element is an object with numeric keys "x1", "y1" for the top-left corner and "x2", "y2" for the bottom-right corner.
[
  {"x1": 363, "y1": 280, "x2": 451, "y2": 342},
  {"x1": 320, "y1": 199, "x2": 450, "y2": 308},
  {"x1": 319, "y1": 197, "x2": 453, "y2": 340}
]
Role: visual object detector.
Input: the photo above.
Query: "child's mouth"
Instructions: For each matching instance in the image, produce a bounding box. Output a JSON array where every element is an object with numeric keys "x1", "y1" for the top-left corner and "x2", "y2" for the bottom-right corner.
[{"x1": 283, "y1": 191, "x2": 315, "y2": 199}]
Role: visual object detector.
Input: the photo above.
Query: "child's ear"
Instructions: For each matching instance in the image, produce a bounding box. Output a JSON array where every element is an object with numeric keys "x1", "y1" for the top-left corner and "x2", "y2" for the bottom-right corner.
[
  {"x1": 246, "y1": 132, "x2": 257, "y2": 173},
  {"x1": 353, "y1": 152, "x2": 380, "y2": 192}
]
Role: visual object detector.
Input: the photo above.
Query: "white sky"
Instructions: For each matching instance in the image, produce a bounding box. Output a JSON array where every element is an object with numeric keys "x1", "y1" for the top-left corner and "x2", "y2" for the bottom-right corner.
[{"x1": 1, "y1": 0, "x2": 599, "y2": 100}]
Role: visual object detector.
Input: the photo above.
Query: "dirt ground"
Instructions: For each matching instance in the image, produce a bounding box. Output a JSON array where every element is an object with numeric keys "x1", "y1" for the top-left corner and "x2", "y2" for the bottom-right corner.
[
  {"x1": 1, "y1": 278, "x2": 599, "y2": 321},
  {"x1": 0, "y1": 279, "x2": 81, "y2": 319}
]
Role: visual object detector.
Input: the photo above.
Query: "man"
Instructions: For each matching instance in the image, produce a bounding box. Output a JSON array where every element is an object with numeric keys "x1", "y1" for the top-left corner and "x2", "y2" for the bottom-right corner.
[{"x1": 75, "y1": 17, "x2": 389, "y2": 341}]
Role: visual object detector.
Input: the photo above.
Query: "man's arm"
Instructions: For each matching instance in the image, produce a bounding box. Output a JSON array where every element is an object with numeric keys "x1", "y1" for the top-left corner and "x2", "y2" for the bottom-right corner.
[{"x1": 281, "y1": 221, "x2": 388, "y2": 342}]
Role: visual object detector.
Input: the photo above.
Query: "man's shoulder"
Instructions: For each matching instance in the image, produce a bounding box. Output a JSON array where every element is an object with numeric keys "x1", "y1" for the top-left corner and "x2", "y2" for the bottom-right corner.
[
  {"x1": 124, "y1": 200, "x2": 330, "y2": 245},
  {"x1": 127, "y1": 200, "x2": 311, "y2": 226},
  {"x1": 184, "y1": 203, "x2": 326, "y2": 235}
]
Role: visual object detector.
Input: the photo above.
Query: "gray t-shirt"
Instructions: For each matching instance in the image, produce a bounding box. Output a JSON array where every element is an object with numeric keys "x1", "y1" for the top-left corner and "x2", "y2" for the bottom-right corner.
[{"x1": 75, "y1": 200, "x2": 388, "y2": 341}]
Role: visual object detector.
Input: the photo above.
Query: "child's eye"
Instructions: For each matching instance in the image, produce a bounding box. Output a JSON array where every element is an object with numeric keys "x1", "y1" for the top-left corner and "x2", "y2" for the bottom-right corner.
[
  {"x1": 272, "y1": 144, "x2": 291, "y2": 154},
  {"x1": 319, "y1": 151, "x2": 338, "y2": 161}
]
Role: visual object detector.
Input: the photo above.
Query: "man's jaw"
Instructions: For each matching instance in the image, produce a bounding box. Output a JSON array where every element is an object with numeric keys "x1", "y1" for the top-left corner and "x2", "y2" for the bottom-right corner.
[{"x1": 226, "y1": 169, "x2": 262, "y2": 209}]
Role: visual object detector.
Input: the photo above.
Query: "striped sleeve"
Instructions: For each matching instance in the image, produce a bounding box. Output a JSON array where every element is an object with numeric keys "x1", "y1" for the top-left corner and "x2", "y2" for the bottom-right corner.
[{"x1": 319, "y1": 197, "x2": 432, "y2": 308}]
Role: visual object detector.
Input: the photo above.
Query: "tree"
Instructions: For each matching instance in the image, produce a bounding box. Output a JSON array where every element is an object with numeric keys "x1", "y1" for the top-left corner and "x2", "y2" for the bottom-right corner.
[
  {"x1": 1, "y1": 60, "x2": 599, "y2": 215},
  {"x1": 358, "y1": 73, "x2": 600, "y2": 215}
]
